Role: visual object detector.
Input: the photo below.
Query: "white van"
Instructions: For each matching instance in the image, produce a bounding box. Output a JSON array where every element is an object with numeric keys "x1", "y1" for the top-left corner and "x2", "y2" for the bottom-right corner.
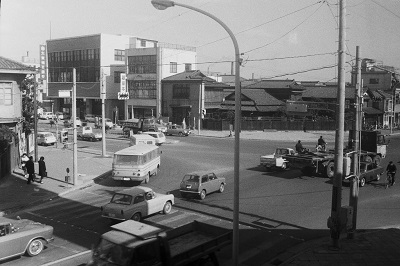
[
  {"x1": 112, "y1": 145, "x2": 161, "y2": 183},
  {"x1": 129, "y1": 134, "x2": 156, "y2": 146},
  {"x1": 142, "y1": 131, "x2": 166, "y2": 146}
]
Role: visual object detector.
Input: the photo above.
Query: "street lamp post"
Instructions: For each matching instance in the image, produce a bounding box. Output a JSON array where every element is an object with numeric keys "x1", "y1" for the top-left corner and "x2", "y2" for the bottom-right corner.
[{"x1": 150, "y1": 1, "x2": 241, "y2": 264}]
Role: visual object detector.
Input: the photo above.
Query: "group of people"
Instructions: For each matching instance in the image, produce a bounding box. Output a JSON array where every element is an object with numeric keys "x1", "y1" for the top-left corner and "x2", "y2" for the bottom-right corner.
[{"x1": 21, "y1": 154, "x2": 47, "y2": 184}]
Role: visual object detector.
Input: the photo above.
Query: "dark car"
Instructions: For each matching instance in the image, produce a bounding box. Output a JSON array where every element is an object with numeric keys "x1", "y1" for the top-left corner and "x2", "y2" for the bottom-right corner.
[
  {"x1": 180, "y1": 172, "x2": 225, "y2": 200},
  {"x1": 0, "y1": 217, "x2": 54, "y2": 261},
  {"x1": 358, "y1": 162, "x2": 384, "y2": 187}
]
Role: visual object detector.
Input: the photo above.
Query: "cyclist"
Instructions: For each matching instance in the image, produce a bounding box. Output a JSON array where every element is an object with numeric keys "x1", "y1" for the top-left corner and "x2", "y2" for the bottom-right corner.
[{"x1": 386, "y1": 161, "x2": 397, "y2": 187}]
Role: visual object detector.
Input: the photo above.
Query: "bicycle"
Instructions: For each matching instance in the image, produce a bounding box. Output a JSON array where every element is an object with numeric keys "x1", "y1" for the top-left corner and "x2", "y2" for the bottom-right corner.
[{"x1": 386, "y1": 172, "x2": 394, "y2": 189}]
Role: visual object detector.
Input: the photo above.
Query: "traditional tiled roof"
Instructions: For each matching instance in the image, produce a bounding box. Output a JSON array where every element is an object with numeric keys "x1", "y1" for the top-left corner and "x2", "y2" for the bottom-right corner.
[
  {"x1": 363, "y1": 107, "x2": 384, "y2": 115},
  {"x1": 162, "y1": 70, "x2": 230, "y2": 87},
  {"x1": 366, "y1": 88, "x2": 392, "y2": 100},
  {"x1": 0, "y1": 56, "x2": 35, "y2": 73},
  {"x1": 222, "y1": 89, "x2": 284, "y2": 112},
  {"x1": 244, "y1": 79, "x2": 295, "y2": 89},
  {"x1": 301, "y1": 85, "x2": 356, "y2": 99}
]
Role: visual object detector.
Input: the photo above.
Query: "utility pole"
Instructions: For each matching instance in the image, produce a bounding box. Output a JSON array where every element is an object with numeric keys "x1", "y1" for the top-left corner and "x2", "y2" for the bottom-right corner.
[
  {"x1": 329, "y1": 0, "x2": 346, "y2": 248},
  {"x1": 33, "y1": 74, "x2": 38, "y2": 162},
  {"x1": 72, "y1": 68, "x2": 78, "y2": 185},
  {"x1": 101, "y1": 68, "x2": 106, "y2": 157},
  {"x1": 348, "y1": 46, "x2": 361, "y2": 239}
]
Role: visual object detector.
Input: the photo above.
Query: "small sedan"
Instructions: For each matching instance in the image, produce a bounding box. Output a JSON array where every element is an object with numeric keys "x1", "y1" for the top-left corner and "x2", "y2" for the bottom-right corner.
[
  {"x1": 0, "y1": 216, "x2": 54, "y2": 261},
  {"x1": 37, "y1": 132, "x2": 57, "y2": 146},
  {"x1": 101, "y1": 186, "x2": 174, "y2": 221},
  {"x1": 166, "y1": 124, "x2": 190, "y2": 136},
  {"x1": 64, "y1": 117, "x2": 82, "y2": 128},
  {"x1": 180, "y1": 172, "x2": 226, "y2": 200},
  {"x1": 358, "y1": 162, "x2": 384, "y2": 187}
]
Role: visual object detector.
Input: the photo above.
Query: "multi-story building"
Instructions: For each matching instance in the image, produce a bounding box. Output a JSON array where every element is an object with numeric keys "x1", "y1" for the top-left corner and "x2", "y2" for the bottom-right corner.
[
  {"x1": 46, "y1": 33, "x2": 134, "y2": 120},
  {"x1": 0, "y1": 56, "x2": 35, "y2": 178},
  {"x1": 125, "y1": 39, "x2": 196, "y2": 119}
]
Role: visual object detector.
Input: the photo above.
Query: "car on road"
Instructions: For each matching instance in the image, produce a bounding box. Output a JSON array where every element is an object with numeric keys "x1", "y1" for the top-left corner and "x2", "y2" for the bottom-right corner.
[
  {"x1": 345, "y1": 162, "x2": 384, "y2": 187},
  {"x1": 55, "y1": 111, "x2": 67, "y2": 120},
  {"x1": 40, "y1": 112, "x2": 56, "y2": 120},
  {"x1": 142, "y1": 131, "x2": 166, "y2": 145},
  {"x1": 77, "y1": 126, "x2": 102, "y2": 141},
  {"x1": 64, "y1": 117, "x2": 82, "y2": 128},
  {"x1": 166, "y1": 124, "x2": 190, "y2": 136},
  {"x1": 84, "y1": 114, "x2": 96, "y2": 122},
  {"x1": 260, "y1": 147, "x2": 294, "y2": 171},
  {"x1": 101, "y1": 186, "x2": 174, "y2": 221},
  {"x1": 0, "y1": 216, "x2": 54, "y2": 261},
  {"x1": 37, "y1": 132, "x2": 57, "y2": 146},
  {"x1": 180, "y1": 172, "x2": 226, "y2": 200}
]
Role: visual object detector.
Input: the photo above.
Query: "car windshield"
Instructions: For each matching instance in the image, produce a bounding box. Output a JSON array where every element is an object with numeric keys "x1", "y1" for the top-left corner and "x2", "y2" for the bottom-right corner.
[
  {"x1": 110, "y1": 194, "x2": 132, "y2": 205},
  {"x1": 276, "y1": 149, "x2": 289, "y2": 156},
  {"x1": 44, "y1": 133, "x2": 53, "y2": 137},
  {"x1": 183, "y1": 174, "x2": 199, "y2": 182}
]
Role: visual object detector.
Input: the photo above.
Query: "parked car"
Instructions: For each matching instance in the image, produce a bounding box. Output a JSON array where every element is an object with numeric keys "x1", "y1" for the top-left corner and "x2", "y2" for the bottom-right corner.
[
  {"x1": 64, "y1": 117, "x2": 82, "y2": 128},
  {"x1": 101, "y1": 186, "x2": 174, "y2": 221},
  {"x1": 37, "y1": 132, "x2": 57, "y2": 146},
  {"x1": 166, "y1": 124, "x2": 190, "y2": 136},
  {"x1": 55, "y1": 111, "x2": 65, "y2": 120},
  {"x1": 95, "y1": 118, "x2": 114, "y2": 129},
  {"x1": 142, "y1": 131, "x2": 166, "y2": 145},
  {"x1": 84, "y1": 114, "x2": 96, "y2": 123},
  {"x1": 0, "y1": 216, "x2": 54, "y2": 261},
  {"x1": 40, "y1": 112, "x2": 55, "y2": 120},
  {"x1": 180, "y1": 172, "x2": 226, "y2": 200}
]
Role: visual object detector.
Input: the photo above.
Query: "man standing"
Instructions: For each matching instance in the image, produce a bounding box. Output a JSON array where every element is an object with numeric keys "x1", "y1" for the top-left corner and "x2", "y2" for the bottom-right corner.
[
  {"x1": 386, "y1": 161, "x2": 397, "y2": 186},
  {"x1": 26, "y1": 156, "x2": 35, "y2": 184},
  {"x1": 38, "y1": 156, "x2": 46, "y2": 184},
  {"x1": 295, "y1": 140, "x2": 304, "y2": 153}
]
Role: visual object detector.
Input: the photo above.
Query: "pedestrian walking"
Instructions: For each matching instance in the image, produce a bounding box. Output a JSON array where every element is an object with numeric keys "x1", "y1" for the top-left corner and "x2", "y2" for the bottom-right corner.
[
  {"x1": 386, "y1": 161, "x2": 397, "y2": 186},
  {"x1": 38, "y1": 156, "x2": 47, "y2": 184},
  {"x1": 21, "y1": 153, "x2": 29, "y2": 176},
  {"x1": 26, "y1": 156, "x2": 35, "y2": 184}
]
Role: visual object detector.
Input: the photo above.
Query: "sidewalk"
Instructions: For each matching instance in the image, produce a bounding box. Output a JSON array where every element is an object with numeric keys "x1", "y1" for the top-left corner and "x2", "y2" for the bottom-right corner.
[{"x1": 1, "y1": 129, "x2": 400, "y2": 265}]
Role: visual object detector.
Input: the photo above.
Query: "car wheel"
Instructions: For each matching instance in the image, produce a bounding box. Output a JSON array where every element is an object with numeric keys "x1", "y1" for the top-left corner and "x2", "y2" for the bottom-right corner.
[
  {"x1": 219, "y1": 183, "x2": 225, "y2": 193},
  {"x1": 200, "y1": 190, "x2": 206, "y2": 200},
  {"x1": 178, "y1": 132, "x2": 183, "y2": 137},
  {"x1": 131, "y1": 212, "x2": 141, "y2": 221},
  {"x1": 26, "y1": 239, "x2": 44, "y2": 256},
  {"x1": 163, "y1": 201, "x2": 172, "y2": 214},
  {"x1": 359, "y1": 177, "x2": 366, "y2": 187},
  {"x1": 281, "y1": 162, "x2": 287, "y2": 170},
  {"x1": 325, "y1": 162, "x2": 335, "y2": 178},
  {"x1": 90, "y1": 137, "x2": 95, "y2": 142},
  {"x1": 144, "y1": 173, "x2": 150, "y2": 184}
]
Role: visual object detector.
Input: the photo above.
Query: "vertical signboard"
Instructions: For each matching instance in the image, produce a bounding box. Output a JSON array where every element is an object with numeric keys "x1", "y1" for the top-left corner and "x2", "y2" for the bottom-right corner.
[
  {"x1": 118, "y1": 73, "x2": 129, "y2": 100},
  {"x1": 39, "y1": 45, "x2": 47, "y2": 83}
]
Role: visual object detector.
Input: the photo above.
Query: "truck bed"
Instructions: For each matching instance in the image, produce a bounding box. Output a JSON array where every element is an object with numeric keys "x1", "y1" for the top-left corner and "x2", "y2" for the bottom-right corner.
[{"x1": 167, "y1": 221, "x2": 232, "y2": 266}]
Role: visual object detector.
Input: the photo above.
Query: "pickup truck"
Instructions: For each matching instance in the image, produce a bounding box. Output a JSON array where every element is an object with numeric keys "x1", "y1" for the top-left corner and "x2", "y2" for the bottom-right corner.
[
  {"x1": 260, "y1": 148, "x2": 294, "y2": 171},
  {"x1": 88, "y1": 220, "x2": 232, "y2": 266},
  {"x1": 77, "y1": 126, "x2": 102, "y2": 141}
]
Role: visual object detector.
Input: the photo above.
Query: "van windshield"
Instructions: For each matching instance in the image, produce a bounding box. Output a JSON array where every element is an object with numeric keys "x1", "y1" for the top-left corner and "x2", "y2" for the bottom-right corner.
[{"x1": 114, "y1": 155, "x2": 141, "y2": 165}]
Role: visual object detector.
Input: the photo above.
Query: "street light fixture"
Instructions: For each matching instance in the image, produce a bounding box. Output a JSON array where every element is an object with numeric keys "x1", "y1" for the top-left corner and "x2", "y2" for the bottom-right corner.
[{"x1": 150, "y1": 1, "x2": 242, "y2": 264}]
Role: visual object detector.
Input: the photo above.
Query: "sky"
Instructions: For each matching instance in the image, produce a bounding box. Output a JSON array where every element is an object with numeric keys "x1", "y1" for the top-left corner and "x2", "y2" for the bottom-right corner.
[{"x1": 1, "y1": 0, "x2": 399, "y2": 82}]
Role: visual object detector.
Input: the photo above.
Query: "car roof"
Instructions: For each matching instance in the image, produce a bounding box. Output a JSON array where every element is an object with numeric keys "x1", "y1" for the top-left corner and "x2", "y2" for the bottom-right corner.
[
  {"x1": 38, "y1": 131, "x2": 53, "y2": 135},
  {"x1": 185, "y1": 171, "x2": 215, "y2": 176},
  {"x1": 117, "y1": 186, "x2": 153, "y2": 196},
  {"x1": 0, "y1": 217, "x2": 15, "y2": 225},
  {"x1": 114, "y1": 145, "x2": 159, "y2": 155}
]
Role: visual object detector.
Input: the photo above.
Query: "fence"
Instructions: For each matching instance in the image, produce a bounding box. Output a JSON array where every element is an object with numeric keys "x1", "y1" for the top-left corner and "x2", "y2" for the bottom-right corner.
[{"x1": 202, "y1": 119, "x2": 354, "y2": 131}]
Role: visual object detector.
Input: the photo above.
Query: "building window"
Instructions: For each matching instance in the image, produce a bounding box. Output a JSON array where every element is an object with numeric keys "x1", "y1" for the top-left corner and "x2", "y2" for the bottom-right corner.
[
  {"x1": 369, "y1": 78, "x2": 379, "y2": 84},
  {"x1": 141, "y1": 40, "x2": 146, "y2": 47},
  {"x1": 114, "y1": 71, "x2": 123, "y2": 83},
  {"x1": 185, "y1": 63, "x2": 192, "y2": 71},
  {"x1": 128, "y1": 55, "x2": 157, "y2": 74},
  {"x1": 114, "y1": 49, "x2": 125, "y2": 61},
  {"x1": 0, "y1": 82, "x2": 13, "y2": 105},
  {"x1": 172, "y1": 84, "x2": 190, "y2": 99},
  {"x1": 128, "y1": 80, "x2": 156, "y2": 99},
  {"x1": 170, "y1": 62, "x2": 177, "y2": 73}
]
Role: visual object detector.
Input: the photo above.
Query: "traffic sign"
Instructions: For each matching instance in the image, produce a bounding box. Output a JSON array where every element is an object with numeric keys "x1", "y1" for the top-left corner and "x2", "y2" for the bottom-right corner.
[{"x1": 118, "y1": 92, "x2": 129, "y2": 100}]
